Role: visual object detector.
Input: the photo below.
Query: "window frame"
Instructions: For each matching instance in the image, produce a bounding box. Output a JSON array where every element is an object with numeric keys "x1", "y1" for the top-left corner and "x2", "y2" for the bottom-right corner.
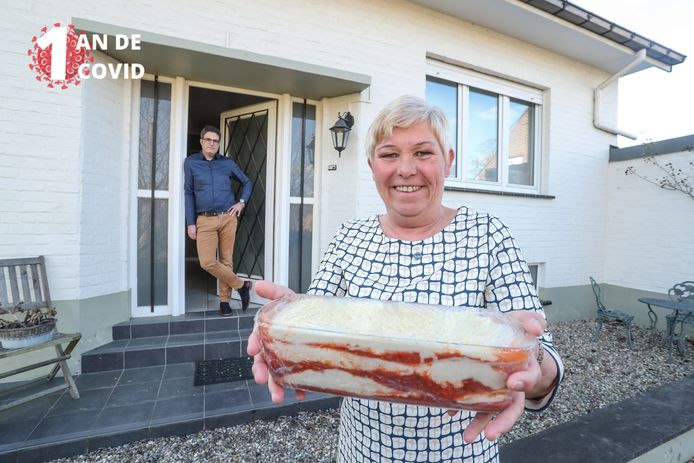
[
  {"x1": 528, "y1": 263, "x2": 541, "y2": 289},
  {"x1": 427, "y1": 61, "x2": 544, "y2": 193},
  {"x1": 131, "y1": 75, "x2": 176, "y2": 317},
  {"x1": 288, "y1": 99, "x2": 319, "y2": 293}
]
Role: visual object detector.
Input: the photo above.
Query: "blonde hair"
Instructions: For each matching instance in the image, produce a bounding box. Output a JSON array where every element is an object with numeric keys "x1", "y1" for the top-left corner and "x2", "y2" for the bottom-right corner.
[{"x1": 366, "y1": 95, "x2": 451, "y2": 159}]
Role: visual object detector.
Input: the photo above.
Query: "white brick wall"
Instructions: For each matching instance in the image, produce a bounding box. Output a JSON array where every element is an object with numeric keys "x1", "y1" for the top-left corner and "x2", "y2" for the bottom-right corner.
[
  {"x1": 78, "y1": 51, "x2": 131, "y2": 299},
  {"x1": 317, "y1": 95, "x2": 362, "y2": 257},
  {"x1": 1, "y1": 0, "x2": 626, "y2": 307},
  {"x1": 1, "y1": 3, "x2": 84, "y2": 299},
  {"x1": 605, "y1": 151, "x2": 694, "y2": 292},
  {"x1": 1, "y1": 6, "x2": 132, "y2": 300}
]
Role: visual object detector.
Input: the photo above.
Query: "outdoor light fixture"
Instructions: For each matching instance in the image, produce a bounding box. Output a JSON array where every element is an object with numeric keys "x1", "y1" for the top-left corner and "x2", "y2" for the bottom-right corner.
[{"x1": 329, "y1": 112, "x2": 354, "y2": 157}]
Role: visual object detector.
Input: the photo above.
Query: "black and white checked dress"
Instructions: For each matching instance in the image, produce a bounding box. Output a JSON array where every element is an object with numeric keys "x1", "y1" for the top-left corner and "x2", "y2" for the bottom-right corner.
[{"x1": 307, "y1": 207, "x2": 563, "y2": 463}]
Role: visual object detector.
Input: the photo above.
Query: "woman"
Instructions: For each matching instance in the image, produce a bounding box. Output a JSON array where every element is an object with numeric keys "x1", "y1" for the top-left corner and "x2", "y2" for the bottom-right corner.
[{"x1": 248, "y1": 95, "x2": 563, "y2": 462}]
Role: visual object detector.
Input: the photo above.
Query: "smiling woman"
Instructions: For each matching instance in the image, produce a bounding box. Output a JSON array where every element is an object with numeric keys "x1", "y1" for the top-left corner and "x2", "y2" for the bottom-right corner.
[
  {"x1": 248, "y1": 95, "x2": 564, "y2": 463},
  {"x1": 369, "y1": 121, "x2": 455, "y2": 240},
  {"x1": 365, "y1": 96, "x2": 457, "y2": 241}
]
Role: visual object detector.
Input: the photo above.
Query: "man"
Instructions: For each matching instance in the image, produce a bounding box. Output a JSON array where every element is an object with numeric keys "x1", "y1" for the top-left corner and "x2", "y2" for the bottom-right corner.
[{"x1": 184, "y1": 125, "x2": 252, "y2": 315}]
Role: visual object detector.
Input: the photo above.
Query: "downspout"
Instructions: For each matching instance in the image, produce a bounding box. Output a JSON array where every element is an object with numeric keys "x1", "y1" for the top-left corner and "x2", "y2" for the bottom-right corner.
[{"x1": 593, "y1": 48, "x2": 647, "y2": 140}]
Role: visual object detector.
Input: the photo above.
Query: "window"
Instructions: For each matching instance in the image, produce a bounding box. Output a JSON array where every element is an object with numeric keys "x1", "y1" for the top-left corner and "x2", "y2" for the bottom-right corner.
[
  {"x1": 426, "y1": 61, "x2": 543, "y2": 192},
  {"x1": 288, "y1": 101, "x2": 316, "y2": 293},
  {"x1": 528, "y1": 264, "x2": 539, "y2": 288},
  {"x1": 136, "y1": 79, "x2": 171, "y2": 309}
]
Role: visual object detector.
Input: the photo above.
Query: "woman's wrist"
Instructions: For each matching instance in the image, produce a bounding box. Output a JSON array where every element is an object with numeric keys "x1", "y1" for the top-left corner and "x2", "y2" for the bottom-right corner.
[{"x1": 527, "y1": 350, "x2": 558, "y2": 400}]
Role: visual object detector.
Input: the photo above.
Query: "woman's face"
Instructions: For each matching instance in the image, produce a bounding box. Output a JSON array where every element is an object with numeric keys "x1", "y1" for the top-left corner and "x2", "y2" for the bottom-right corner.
[{"x1": 369, "y1": 122, "x2": 454, "y2": 223}]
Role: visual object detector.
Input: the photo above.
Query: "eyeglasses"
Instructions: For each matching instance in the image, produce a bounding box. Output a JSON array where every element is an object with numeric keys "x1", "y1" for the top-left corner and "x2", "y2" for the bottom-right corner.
[{"x1": 202, "y1": 138, "x2": 220, "y2": 144}]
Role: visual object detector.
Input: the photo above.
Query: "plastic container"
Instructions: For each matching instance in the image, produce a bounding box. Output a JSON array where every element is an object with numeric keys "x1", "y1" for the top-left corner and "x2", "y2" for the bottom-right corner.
[{"x1": 256, "y1": 294, "x2": 536, "y2": 411}]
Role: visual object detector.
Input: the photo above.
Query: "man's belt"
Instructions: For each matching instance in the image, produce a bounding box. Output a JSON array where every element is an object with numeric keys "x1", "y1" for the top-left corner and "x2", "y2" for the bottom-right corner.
[{"x1": 198, "y1": 211, "x2": 227, "y2": 217}]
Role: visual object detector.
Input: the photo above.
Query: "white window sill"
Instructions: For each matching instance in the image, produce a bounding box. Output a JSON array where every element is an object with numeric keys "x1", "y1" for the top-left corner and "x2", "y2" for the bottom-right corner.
[{"x1": 444, "y1": 185, "x2": 555, "y2": 199}]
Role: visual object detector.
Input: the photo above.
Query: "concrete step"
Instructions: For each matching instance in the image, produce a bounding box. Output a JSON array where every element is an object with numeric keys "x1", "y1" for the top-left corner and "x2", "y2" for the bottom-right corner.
[
  {"x1": 112, "y1": 307, "x2": 258, "y2": 340},
  {"x1": 82, "y1": 307, "x2": 260, "y2": 373},
  {"x1": 81, "y1": 329, "x2": 253, "y2": 373}
]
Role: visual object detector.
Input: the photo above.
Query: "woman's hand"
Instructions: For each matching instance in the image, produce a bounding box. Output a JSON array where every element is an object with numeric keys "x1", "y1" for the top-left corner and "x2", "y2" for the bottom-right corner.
[
  {"x1": 462, "y1": 311, "x2": 555, "y2": 443},
  {"x1": 246, "y1": 280, "x2": 306, "y2": 404}
]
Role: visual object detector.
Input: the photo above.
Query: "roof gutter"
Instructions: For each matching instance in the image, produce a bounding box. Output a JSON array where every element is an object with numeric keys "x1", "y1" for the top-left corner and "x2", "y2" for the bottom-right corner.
[
  {"x1": 519, "y1": 0, "x2": 685, "y2": 72},
  {"x1": 593, "y1": 49, "x2": 647, "y2": 140}
]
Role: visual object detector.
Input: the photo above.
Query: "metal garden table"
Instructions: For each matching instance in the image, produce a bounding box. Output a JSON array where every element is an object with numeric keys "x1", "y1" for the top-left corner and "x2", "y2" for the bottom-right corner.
[{"x1": 638, "y1": 297, "x2": 694, "y2": 359}]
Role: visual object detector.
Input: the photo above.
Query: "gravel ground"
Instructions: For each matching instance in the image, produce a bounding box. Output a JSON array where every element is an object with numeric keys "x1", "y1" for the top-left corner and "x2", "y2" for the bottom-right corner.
[{"x1": 51, "y1": 319, "x2": 692, "y2": 463}]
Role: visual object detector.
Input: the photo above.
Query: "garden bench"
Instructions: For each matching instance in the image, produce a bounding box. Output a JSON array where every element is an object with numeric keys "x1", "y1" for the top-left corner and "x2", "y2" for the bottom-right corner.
[{"x1": 0, "y1": 256, "x2": 81, "y2": 412}]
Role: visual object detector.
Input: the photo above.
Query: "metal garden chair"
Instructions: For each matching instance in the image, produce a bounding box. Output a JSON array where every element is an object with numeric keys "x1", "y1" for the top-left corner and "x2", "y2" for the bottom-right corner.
[
  {"x1": 590, "y1": 277, "x2": 634, "y2": 350},
  {"x1": 666, "y1": 281, "x2": 694, "y2": 354}
]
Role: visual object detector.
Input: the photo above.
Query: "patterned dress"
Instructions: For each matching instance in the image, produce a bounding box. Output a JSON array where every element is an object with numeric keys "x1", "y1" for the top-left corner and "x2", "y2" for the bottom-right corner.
[{"x1": 307, "y1": 207, "x2": 563, "y2": 463}]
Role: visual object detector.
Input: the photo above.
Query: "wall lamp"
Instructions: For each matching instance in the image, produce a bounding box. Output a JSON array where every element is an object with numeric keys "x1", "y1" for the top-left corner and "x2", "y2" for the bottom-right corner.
[{"x1": 329, "y1": 112, "x2": 354, "y2": 157}]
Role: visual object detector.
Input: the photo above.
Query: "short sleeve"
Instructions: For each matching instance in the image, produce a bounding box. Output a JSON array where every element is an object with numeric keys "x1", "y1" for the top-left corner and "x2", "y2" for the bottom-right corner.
[
  {"x1": 484, "y1": 216, "x2": 564, "y2": 412},
  {"x1": 307, "y1": 224, "x2": 349, "y2": 297},
  {"x1": 484, "y1": 217, "x2": 541, "y2": 314}
]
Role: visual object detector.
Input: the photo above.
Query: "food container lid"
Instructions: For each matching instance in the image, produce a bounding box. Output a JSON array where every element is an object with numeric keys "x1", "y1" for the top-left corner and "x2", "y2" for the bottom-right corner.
[{"x1": 256, "y1": 294, "x2": 536, "y2": 352}]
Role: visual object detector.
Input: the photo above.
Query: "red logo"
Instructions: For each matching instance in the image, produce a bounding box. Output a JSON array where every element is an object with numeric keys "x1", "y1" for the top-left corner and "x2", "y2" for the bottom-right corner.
[{"x1": 28, "y1": 23, "x2": 93, "y2": 89}]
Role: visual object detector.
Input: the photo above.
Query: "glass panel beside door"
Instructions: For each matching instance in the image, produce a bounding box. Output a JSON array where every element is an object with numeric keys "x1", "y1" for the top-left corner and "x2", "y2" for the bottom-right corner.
[
  {"x1": 137, "y1": 197, "x2": 168, "y2": 306},
  {"x1": 136, "y1": 79, "x2": 171, "y2": 311},
  {"x1": 288, "y1": 102, "x2": 316, "y2": 293}
]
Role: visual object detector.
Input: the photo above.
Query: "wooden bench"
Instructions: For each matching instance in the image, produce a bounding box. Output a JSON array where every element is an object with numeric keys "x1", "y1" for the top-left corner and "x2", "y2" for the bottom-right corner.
[{"x1": 0, "y1": 256, "x2": 81, "y2": 412}]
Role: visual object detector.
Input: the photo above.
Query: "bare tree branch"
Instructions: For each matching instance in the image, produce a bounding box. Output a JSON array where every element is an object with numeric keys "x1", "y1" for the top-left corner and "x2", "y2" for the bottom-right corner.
[{"x1": 624, "y1": 144, "x2": 694, "y2": 200}]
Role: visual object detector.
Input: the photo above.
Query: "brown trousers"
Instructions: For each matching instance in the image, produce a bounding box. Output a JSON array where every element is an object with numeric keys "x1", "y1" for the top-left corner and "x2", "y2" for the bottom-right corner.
[{"x1": 196, "y1": 214, "x2": 243, "y2": 302}]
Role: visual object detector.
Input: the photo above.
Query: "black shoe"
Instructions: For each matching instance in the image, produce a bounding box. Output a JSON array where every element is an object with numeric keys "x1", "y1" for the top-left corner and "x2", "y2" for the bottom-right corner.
[
  {"x1": 238, "y1": 281, "x2": 252, "y2": 312},
  {"x1": 219, "y1": 301, "x2": 232, "y2": 317}
]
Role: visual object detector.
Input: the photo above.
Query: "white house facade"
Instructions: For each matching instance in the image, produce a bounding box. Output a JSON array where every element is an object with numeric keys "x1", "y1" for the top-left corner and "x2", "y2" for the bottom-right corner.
[{"x1": 0, "y1": 0, "x2": 686, "y2": 373}]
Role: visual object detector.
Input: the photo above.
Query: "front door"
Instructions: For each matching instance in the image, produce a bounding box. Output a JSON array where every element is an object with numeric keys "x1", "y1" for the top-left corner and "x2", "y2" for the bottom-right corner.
[{"x1": 220, "y1": 101, "x2": 277, "y2": 303}]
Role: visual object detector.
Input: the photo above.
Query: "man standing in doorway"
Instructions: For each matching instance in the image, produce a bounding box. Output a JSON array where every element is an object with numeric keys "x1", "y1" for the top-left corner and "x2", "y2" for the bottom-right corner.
[{"x1": 184, "y1": 125, "x2": 252, "y2": 315}]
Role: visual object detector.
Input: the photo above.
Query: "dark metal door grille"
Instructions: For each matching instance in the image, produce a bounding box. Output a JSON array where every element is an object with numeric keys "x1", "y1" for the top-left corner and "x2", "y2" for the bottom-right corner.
[{"x1": 223, "y1": 109, "x2": 268, "y2": 279}]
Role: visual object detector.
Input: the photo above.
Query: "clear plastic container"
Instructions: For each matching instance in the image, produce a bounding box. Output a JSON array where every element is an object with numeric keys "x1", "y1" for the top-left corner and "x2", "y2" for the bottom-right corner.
[{"x1": 256, "y1": 294, "x2": 536, "y2": 411}]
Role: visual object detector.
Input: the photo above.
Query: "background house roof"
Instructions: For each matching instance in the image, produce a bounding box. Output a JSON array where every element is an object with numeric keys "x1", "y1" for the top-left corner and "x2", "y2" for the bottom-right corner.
[{"x1": 411, "y1": 0, "x2": 686, "y2": 74}]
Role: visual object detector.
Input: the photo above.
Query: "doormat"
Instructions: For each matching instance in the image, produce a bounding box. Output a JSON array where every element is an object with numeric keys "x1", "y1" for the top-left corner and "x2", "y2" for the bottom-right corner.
[{"x1": 194, "y1": 356, "x2": 255, "y2": 387}]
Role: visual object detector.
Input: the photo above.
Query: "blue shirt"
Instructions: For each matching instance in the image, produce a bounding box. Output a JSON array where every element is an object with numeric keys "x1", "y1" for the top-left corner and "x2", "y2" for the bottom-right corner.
[{"x1": 184, "y1": 152, "x2": 252, "y2": 225}]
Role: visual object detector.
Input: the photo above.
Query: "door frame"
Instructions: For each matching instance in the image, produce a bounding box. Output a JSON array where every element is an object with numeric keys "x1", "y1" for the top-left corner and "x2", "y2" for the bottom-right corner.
[
  {"x1": 177, "y1": 82, "x2": 286, "y2": 315},
  {"x1": 272, "y1": 95, "x2": 323, "y2": 288},
  {"x1": 129, "y1": 75, "x2": 182, "y2": 318},
  {"x1": 130, "y1": 76, "x2": 288, "y2": 317},
  {"x1": 129, "y1": 79, "x2": 325, "y2": 317}
]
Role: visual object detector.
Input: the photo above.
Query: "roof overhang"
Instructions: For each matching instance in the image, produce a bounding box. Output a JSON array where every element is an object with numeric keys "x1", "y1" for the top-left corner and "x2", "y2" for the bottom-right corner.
[
  {"x1": 72, "y1": 18, "x2": 371, "y2": 99},
  {"x1": 410, "y1": 0, "x2": 685, "y2": 75}
]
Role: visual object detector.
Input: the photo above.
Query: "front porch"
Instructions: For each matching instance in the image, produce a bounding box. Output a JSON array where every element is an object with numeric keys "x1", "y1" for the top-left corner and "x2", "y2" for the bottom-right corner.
[{"x1": 0, "y1": 307, "x2": 339, "y2": 461}]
